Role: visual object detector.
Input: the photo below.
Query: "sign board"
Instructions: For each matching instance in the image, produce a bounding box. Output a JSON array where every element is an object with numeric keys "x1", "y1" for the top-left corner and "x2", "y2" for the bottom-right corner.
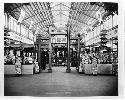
[
  {"x1": 7, "y1": 32, "x2": 34, "y2": 44},
  {"x1": 51, "y1": 36, "x2": 67, "y2": 43}
]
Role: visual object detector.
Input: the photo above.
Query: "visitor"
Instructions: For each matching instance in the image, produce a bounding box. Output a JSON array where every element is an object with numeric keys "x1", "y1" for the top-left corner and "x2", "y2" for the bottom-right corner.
[
  {"x1": 15, "y1": 56, "x2": 22, "y2": 77},
  {"x1": 92, "y1": 56, "x2": 98, "y2": 76}
]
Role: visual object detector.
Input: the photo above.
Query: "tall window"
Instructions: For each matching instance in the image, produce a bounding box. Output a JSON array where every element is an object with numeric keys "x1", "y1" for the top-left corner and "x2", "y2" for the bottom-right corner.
[
  {"x1": 97, "y1": 26, "x2": 100, "y2": 35},
  {"x1": 13, "y1": 20, "x2": 17, "y2": 32},
  {"x1": 9, "y1": 16, "x2": 11, "y2": 30},
  {"x1": 108, "y1": 16, "x2": 112, "y2": 29},
  {"x1": 93, "y1": 28, "x2": 96, "y2": 37},
  {"x1": 113, "y1": 14, "x2": 117, "y2": 27},
  {"x1": 105, "y1": 18, "x2": 109, "y2": 30},
  {"x1": 21, "y1": 25, "x2": 26, "y2": 36},
  {"x1": 10, "y1": 17, "x2": 14, "y2": 31},
  {"x1": 103, "y1": 20, "x2": 106, "y2": 30},
  {"x1": 29, "y1": 30, "x2": 33, "y2": 40},
  {"x1": 25, "y1": 28, "x2": 29, "y2": 38},
  {"x1": 17, "y1": 24, "x2": 20, "y2": 34},
  {"x1": 4, "y1": 13, "x2": 8, "y2": 28}
]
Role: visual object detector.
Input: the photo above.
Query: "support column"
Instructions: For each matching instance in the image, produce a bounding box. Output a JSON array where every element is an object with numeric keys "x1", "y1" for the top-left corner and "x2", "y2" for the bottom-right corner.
[
  {"x1": 20, "y1": 43, "x2": 24, "y2": 65},
  {"x1": 48, "y1": 27, "x2": 52, "y2": 73},
  {"x1": 38, "y1": 34, "x2": 41, "y2": 72},
  {"x1": 33, "y1": 44, "x2": 36, "y2": 59},
  {"x1": 77, "y1": 34, "x2": 80, "y2": 71},
  {"x1": 66, "y1": 25, "x2": 71, "y2": 73}
]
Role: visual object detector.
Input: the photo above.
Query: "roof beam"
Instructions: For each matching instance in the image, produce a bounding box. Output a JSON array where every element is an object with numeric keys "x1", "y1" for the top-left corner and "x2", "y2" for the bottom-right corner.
[
  {"x1": 8, "y1": 3, "x2": 30, "y2": 12},
  {"x1": 23, "y1": 9, "x2": 98, "y2": 21},
  {"x1": 60, "y1": 12, "x2": 89, "y2": 26},
  {"x1": 81, "y1": 12, "x2": 98, "y2": 20},
  {"x1": 60, "y1": 3, "x2": 71, "y2": 9}
]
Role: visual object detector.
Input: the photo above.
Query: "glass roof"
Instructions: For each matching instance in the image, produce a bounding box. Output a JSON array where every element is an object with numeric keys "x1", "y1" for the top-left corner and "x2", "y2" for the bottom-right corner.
[{"x1": 50, "y1": 2, "x2": 71, "y2": 28}]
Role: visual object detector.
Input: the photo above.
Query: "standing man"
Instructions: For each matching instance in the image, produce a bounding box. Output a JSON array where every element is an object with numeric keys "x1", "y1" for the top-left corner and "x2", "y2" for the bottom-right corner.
[{"x1": 15, "y1": 56, "x2": 22, "y2": 77}]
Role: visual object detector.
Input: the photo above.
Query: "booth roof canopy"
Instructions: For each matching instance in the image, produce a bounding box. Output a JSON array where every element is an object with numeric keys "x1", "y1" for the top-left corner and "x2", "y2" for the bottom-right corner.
[
  {"x1": 4, "y1": 44, "x2": 34, "y2": 48},
  {"x1": 4, "y1": 2, "x2": 118, "y2": 37}
]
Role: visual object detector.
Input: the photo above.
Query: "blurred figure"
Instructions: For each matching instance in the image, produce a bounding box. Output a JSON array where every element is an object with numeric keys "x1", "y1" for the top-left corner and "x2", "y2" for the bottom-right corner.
[
  {"x1": 92, "y1": 56, "x2": 98, "y2": 76},
  {"x1": 15, "y1": 56, "x2": 22, "y2": 77}
]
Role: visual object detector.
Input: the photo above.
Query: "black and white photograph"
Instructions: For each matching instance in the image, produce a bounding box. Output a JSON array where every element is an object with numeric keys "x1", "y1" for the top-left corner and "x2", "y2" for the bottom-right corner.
[{"x1": 1, "y1": 0, "x2": 124, "y2": 98}]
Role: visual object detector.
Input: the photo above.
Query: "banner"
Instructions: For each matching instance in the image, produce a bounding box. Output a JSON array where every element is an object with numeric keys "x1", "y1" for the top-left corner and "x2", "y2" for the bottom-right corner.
[
  {"x1": 7, "y1": 32, "x2": 34, "y2": 44},
  {"x1": 29, "y1": 20, "x2": 34, "y2": 29},
  {"x1": 96, "y1": 10, "x2": 103, "y2": 23},
  {"x1": 17, "y1": 9, "x2": 25, "y2": 24}
]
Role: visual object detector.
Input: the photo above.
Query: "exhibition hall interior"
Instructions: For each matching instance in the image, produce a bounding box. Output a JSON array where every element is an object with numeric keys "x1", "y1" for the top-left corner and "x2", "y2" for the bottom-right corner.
[{"x1": 4, "y1": 2, "x2": 118, "y2": 96}]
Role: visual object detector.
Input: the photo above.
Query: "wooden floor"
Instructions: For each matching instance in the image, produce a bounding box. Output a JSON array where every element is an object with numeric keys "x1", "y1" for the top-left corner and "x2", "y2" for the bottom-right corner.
[{"x1": 4, "y1": 67, "x2": 118, "y2": 97}]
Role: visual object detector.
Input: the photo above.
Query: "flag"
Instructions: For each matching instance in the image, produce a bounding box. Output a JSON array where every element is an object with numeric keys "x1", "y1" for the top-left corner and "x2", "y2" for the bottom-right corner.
[
  {"x1": 49, "y1": 26, "x2": 55, "y2": 34},
  {"x1": 17, "y1": 9, "x2": 25, "y2": 24},
  {"x1": 96, "y1": 10, "x2": 103, "y2": 23},
  {"x1": 34, "y1": 27, "x2": 39, "y2": 35},
  {"x1": 29, "y1": 20, "x2": 34, "y2": 29}
]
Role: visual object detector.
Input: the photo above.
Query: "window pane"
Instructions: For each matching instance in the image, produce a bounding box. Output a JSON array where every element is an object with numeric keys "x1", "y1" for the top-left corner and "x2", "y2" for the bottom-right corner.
[
  {"x1": 26, "y1": 28, "x2": 29, "y2": 38},
  {"x1": 116, "y1": 14, "x2": 118, "y2": 26},
  {"x1": 4, "y1": 13, "x2": 6, "y2": 27},
  {"x1": 108, "y1": 16, "x2": 112, "y2": 29},
  {"x1": 97, "y1": 26, "x2": 100, "y2": 35},
  {"x1": 17, "y1": 24, "x2": 20, "y2": 34},
  {"x1": 114, "y1": 14, "x2": 118, "y2": 26},
  {"x1": 10, "y1": 17, "x2": 13, "y2": 31},
  {"x1": 101, "y1": 24, "x2": 103, "y2": 30},
  {"x1": 9, "y1": 17, "x2": 11, "y2": 30},
  {"x1": 105, "y1": 19, "x2": 109, "y2": 30},
  {"x1": 21, "y1": 25, "x2": 26, "y2": 36},
  {"x1": 13, "y1": 21, "x2": 17, "y2": 32}
]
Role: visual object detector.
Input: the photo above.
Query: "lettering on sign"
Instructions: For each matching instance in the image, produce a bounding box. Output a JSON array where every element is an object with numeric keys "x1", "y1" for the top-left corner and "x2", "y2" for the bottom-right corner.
[
  {"x1": 7, "y1": 32, "x2": 33, "y2": 44},
  {"x1": 51, "y1": 37, "x2": 67, "y2": 43}
]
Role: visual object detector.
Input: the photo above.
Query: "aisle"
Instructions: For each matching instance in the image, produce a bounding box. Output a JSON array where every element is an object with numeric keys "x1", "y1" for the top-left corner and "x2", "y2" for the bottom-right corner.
[{"x1": 4, "y1": 67, "x2": 118, "y2": 96}]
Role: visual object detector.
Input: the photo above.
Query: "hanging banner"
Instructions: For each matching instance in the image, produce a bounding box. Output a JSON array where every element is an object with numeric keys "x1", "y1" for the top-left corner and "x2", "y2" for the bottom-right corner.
[
  {"x1": 7, "y1": 32, "x2": 34, "y2": 44},
  {"x1": 17, "y1": 9, "x2": 25, "y2": 24},
  {"x1": 96, "y1": 10, "x2": 103, "y2": 23},
  {"x1": 29, "y1": 20, "x2": 34, "y2": 29}
]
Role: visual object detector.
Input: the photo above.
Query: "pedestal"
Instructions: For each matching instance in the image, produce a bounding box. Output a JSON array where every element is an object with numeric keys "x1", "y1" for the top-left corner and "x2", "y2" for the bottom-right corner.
[
  {"x1": 48, "y1": 68, "x2": 52, "y2": 73},
  {"x1": 66, "y1": 68, "x2": 71, "y2": 73}
]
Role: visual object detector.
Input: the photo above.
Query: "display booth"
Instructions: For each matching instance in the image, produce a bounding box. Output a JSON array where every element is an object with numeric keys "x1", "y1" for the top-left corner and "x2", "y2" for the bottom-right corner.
[
  {"x1": 79, "y1": 45, "x2": 116, "y2": 75},
  {"x1": 52, "y1": 46, "x2": 67, "y2": 66},
  {"x1": 4, "y1": 45, "x2": 20, "y2": 75},
  {"x1": 4, "y1": 44, "x2": 36, "y2": 75},
  {"x1": 22, "y1": 44, "x2": 35, "y2": 74}
]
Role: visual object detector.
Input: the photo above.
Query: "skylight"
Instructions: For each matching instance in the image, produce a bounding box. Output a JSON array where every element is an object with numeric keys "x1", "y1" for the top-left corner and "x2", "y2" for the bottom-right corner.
[{"x1": 50, "y1": 2, "x2": 71, "y2": 28}]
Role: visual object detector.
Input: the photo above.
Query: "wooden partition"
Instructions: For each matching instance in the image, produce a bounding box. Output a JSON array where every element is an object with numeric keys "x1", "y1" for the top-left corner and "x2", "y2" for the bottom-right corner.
[
  {"x1": 84, "y1": 64, "x2": 112, "y2": 75},
  {"x1": 22, "y1": 64, "x2": 34, "y2": 75},
  {"x1": 4, "y1": 65, "x2": 16, "y2": 74},
  {"x1": 97, "y1": 64, "x2": 112, "y2": 74},
  {"x1": 4, "y1": 64, "x2": 34, "y2": 75}
]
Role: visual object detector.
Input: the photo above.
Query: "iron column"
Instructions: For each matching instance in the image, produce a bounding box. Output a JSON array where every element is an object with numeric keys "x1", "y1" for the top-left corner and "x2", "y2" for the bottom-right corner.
[
  {"x1": 48, "y1": 27, "x2": 52, "y2": 73},
  {"x1": 38, "y1": 34, "x2": 41, "y2": 72},
  {"x1": 66, "y1": 25, "x2": 71, "y2": 73},
  {"x1": 77, "y1": 34, "x2": 80, "y2": 71}
]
